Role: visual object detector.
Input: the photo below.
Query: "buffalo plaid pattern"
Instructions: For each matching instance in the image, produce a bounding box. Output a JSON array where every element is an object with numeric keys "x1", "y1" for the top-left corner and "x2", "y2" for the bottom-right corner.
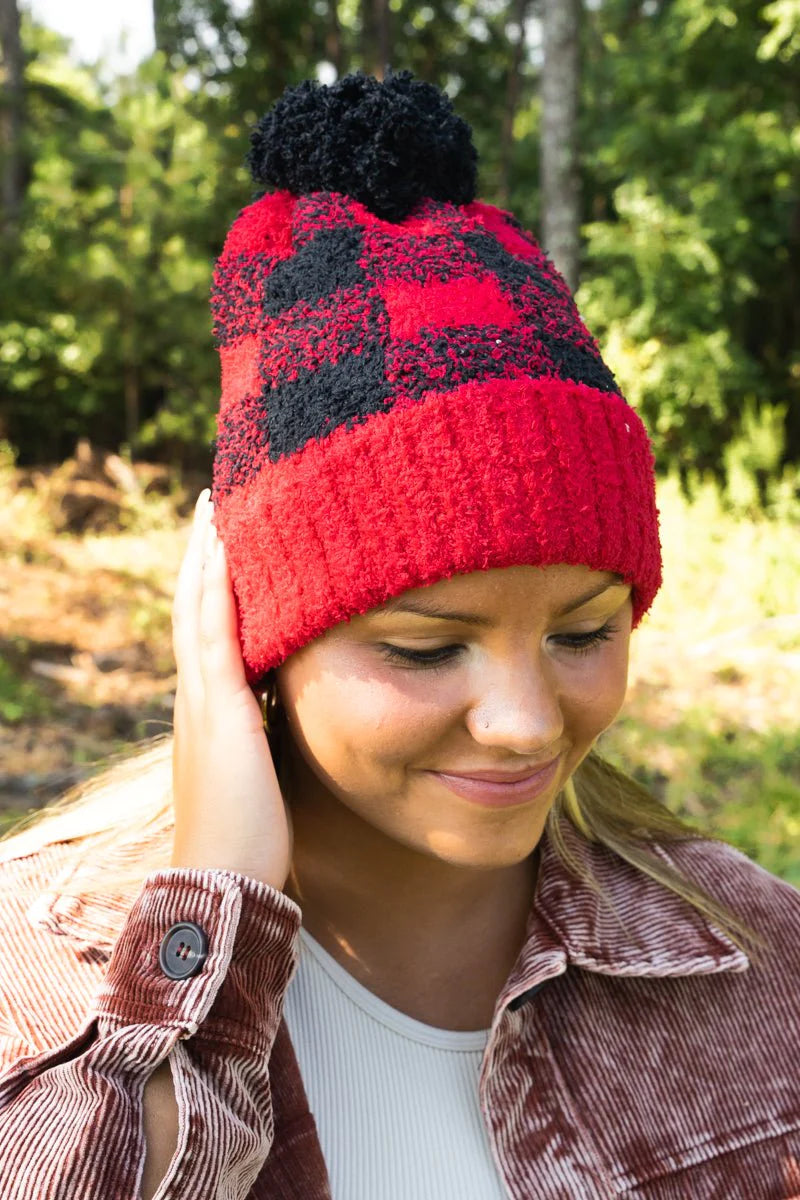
[
  {"x1": 208, "y1": 188, "x2": 662, "y2": 683},
  {"x1": 211, "y1": 193, "x2": 619, "y2": 492}
]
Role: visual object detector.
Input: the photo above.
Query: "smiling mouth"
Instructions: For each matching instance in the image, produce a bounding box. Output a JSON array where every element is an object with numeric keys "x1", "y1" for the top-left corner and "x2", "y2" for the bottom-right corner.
[
  {"x1": 431, "y1": 759, "x2": 560, "y2": 783},
  {"x1": 425, "y1": 757, "x2": 562, "y2": 809}
]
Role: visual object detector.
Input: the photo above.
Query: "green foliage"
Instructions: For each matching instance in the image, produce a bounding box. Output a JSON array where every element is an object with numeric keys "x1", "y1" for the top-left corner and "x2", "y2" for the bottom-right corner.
[
  {"x1": 577, "y1": 0, "x2": 800, "y2": 490},
  {"x1": 0, "y1": 439, "x2": 17, "y2": 472},
  {"x1": 2, "y1": 23, "x2": 239, "y2": 464},
  {"x1": 2, "y1": 0, "x2": 799, "y2": 510},
  {"x1": 604, "y1": 713, "x2": 800, "y2": 887},
  {"x1": 720, "y1": 398, "x2": 800, "y2": 519},
  {"x1": 0, "y1": 658, "x2": 52, "y2": 725},
  {"x1": 758, "y1": 0, "x2": 800, "y2": 61}
]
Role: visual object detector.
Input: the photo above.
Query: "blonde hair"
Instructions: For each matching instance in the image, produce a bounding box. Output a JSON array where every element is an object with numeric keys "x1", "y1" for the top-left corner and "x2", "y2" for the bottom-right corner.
[{"x1": 0, "y1": 703, "x2": 768, "y2": 964}]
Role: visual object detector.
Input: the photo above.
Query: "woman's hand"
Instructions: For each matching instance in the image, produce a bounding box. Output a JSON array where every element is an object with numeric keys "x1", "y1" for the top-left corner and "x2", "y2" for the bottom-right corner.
[{"x1": 170, "y1": 489, "x2": 293, "y2": 890}]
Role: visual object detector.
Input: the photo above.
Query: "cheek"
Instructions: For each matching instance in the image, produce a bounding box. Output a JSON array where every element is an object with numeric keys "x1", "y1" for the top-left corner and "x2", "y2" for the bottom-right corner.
[
  {"x1": 562, "y1": 634, "x2": 631, "y2": 735},
  {"x1": 281, "y1": 654, "x2": 443, "y2": 779}
]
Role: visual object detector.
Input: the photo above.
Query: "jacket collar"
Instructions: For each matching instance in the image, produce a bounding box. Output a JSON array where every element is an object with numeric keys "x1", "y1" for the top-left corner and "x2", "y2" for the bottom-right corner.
[
  {"x1": 498, "y1": 820, "x2": 749, "y2": 1015},
  {"x1": 27, "y1": 822, "x2": 749, "y2": 986}
]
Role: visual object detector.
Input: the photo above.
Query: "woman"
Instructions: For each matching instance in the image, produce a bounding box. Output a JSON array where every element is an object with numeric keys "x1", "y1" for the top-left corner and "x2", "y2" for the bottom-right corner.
[{"x1": 1, "y1": 71, "x2": 798, "y2": 1200}]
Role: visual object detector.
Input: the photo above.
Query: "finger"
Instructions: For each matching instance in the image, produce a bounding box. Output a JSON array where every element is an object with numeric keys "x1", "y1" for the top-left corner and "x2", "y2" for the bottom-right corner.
[
  {"x1": 172, "y1": 490, "x2": 212, "y2": 700},
  {"x1": 173, "y1": 489, "x2": 211, "y2": 624},
  {"x1": 197, "y1": 524, "x2": 252, "y2": 702}
]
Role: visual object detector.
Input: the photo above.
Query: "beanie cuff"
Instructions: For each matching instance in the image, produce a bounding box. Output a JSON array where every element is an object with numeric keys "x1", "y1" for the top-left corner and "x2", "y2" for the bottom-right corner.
[{"x1": 214, "y1": 377, "x2": 662, "y2": 683}]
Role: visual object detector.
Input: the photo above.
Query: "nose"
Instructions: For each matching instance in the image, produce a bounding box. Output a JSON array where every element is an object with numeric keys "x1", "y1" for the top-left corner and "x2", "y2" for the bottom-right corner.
[{"x1": 467, "y1": 659, "x2": 564, "y2": 753}]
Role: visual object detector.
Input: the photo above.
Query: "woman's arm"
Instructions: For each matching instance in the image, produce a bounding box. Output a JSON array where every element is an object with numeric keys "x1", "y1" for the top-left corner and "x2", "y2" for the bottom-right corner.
[
  {"x1": 141, "y1": 1061, "x2": 180, "y2": 1200},
  {"x1": 0, "y1": 494, "x2": 298, "y2": 1197},
  {"x1": 0, "y1": 865, "x2": 301, "y2": 1200}
]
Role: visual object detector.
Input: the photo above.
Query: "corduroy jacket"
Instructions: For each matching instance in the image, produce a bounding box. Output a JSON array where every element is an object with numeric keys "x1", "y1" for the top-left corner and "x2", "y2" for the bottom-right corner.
[{"x1": 0, "y1": 821, "x2": 799, "y2": 1200}]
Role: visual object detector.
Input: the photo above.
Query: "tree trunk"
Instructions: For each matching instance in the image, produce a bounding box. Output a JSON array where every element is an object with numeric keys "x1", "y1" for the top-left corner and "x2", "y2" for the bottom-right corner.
[
  {"x1": 540, "y1": 0, "x2": 581, "y2": 293},
  {"x1": 499, "y1": 0, "x2": 530, "y2": 208},
  {"x1": 361, "y1": 0, "x2": 389, "y2": 78},
  {"x1": 0, "y1": 0, "x2": 24, "y2": 243},
  {"x1": 119, "y1": 182, "x2": 140, "y2": 454},
  {"x1": 375, "y1": 0, "x2": 390, "y2": 77},
  {"x1": 326, "y1": 0, "x2": 344, "y2": 77},
  {"x1": 152, "y1": 0, "x2": 182, "y2": 59}
]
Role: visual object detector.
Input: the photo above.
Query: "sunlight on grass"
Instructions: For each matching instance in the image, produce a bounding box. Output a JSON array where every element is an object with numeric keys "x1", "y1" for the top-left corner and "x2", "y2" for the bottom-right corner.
[
  {"x1": 645, "y1": 472, "x2": 799, "y2": 634},
  {"x1": 604, "y1": 470, "x2": 800, "y2": 882},
  {"x1": 0, "y1": 657, "x2": 53, "y2": 725},
  {"x1": 1, "y1": 464, "x2": 798, "y2": 880}
]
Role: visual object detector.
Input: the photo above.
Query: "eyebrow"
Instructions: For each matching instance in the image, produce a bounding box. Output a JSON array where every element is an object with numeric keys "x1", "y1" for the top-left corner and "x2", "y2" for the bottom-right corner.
[{"x1": 377, "y1": 574, "x2": 630, "y2": 626}]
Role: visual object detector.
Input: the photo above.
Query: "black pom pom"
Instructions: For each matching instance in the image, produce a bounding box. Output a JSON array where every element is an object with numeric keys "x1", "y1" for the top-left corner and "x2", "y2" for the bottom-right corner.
[{"x1": 247, "y1": 70, "x2": 478, "y2": 222}]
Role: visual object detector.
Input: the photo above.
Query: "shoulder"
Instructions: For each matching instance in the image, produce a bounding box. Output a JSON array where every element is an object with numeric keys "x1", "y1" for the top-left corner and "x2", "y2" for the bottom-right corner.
[
  {"x1": 0, "y1": 838, "x2": 116, "y2": 1067},
  {"x1": 660, "y1": 835, "x2": 800, "y2": 962},
  {"x1": 0, "y1": 832, "x2": 137, "y2": 951},
  {"x1": 0, "y1": 836, "x2": 81, "y2": 902},
  {"x1": 663, "y1": 835, "x2": 799, "y2": 916}
]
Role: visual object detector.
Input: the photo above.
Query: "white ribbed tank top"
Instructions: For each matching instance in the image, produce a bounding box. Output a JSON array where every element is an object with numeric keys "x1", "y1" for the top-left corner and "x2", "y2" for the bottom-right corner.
[{"x1": 282, "y1": 927, "x2": 508, "y2": 1199}]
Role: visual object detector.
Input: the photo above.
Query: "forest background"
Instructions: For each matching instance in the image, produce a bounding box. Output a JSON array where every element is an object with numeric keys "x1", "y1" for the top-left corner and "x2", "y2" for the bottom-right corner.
[{"x1": 0, "y1": 0, "x2": 798, "y2": 880}]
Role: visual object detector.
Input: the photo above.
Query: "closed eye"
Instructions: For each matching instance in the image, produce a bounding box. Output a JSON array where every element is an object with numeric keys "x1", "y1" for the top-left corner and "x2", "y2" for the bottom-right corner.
[{"x1": 378, "y1": 622, "x2": 620, "y2": 670}]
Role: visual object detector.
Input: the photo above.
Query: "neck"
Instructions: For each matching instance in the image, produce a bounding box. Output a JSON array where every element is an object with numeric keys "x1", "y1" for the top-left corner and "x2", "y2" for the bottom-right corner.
[{"x1": 282, "y1": 762, "x2": 540, "y2": 1031}]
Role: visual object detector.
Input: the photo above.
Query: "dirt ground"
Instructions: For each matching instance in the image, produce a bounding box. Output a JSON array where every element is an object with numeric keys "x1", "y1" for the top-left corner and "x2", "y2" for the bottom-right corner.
[
  {"x1": 1, "y1": 457, "x2": 798, "y2": 829},
  {"x1": 1, "y1": 525, "x2": 183, "y2": 812}
]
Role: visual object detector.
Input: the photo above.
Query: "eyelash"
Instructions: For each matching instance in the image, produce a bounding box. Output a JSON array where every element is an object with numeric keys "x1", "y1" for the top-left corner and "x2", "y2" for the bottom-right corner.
[{"x1": 378, "y1": 622, "x2": 621, "y2": 671}]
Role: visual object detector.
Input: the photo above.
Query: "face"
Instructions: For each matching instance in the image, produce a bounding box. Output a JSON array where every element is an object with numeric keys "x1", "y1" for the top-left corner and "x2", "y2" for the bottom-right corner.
[{"x1": 275, "y1": 563, "x2": 633, "y2": 872}]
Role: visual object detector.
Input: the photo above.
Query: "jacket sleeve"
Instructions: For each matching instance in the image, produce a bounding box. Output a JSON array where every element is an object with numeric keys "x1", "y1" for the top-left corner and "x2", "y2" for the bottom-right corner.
[{"x1": 0, "y1": 866, "x2": 302, "y2": 1200}]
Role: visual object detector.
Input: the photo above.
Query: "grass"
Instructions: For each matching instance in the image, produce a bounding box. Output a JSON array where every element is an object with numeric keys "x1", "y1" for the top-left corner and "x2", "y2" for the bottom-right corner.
[
  {"x1": 601, "y1": 712, "x2": 800, "y2": 887},
  {"x1": 0, "y1": 657, "x2": 53, "y2": 725},
  {"x1": 0, "y1": 461, "x2": 798, "y2": 885},
  {"x1": 600, "y1": 471, "x2": 800, "y2": 883}
]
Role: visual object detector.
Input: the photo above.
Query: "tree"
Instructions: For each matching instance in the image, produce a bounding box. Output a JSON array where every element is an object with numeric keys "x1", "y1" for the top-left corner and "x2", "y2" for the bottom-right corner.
[
  {"x1": 361, "y1": 0, "x2": 392, "y2": 78},
  {"x1": 540, "y1": 0, "x2": 580, "y2": 293},
  {"x1": 498, "y1": 0, "x2": 531, "y2": 209},
  {"x1": 0, "y1": 23, "x2": 232, "y2": 464},
  {"x1": 0, "y1": 0, "x2": 25, "y2": 246},
  {"x1": 578, "y1": 0, "x2": 800, "y2": 494}
]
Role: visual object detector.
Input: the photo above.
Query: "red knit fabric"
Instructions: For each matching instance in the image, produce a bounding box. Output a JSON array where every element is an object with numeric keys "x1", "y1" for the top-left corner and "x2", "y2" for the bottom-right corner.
[
  {"x1": 209, "y1": 189, "x2": 663, "y2": 682},
  {"x1": 382, "y1": 276, "x2": 521, "y2": 340}
]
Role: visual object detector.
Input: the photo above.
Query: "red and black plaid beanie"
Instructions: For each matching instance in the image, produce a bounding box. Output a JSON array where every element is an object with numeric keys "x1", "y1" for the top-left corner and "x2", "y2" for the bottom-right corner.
[{"x1": 210, "y1": 70, "x2": 662, "y2": 685}]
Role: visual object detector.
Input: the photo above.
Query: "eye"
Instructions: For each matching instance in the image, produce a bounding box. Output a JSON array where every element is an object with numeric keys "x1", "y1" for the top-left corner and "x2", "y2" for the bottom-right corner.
[
  {"x1": 378, "y1": 644, "x2": 462, "y2": 670},
  {"x1": 557, "y1": 620, "x2": 620, "y2": 658},
  {"x1": 377, "y1": 622, "x2": 620, "y2": 670}
]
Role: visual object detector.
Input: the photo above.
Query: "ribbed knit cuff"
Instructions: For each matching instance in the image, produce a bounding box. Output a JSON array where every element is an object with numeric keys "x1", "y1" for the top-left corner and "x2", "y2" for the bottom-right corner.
[
  {"x1": 216, "y1": 376, "x2": 662, "y2": 681},
  {"x1": 92, "y1": 868, "x2": 301, "y2": 1054}
]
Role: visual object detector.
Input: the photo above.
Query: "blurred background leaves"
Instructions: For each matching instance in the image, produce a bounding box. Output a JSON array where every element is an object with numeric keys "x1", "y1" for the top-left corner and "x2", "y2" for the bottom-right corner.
[
  {"x1": 0, "y1": 0, "x2": 797, "y2": 498},
  {"x1": 0, "y1": 0, "x2": 798, "y2": 875}
]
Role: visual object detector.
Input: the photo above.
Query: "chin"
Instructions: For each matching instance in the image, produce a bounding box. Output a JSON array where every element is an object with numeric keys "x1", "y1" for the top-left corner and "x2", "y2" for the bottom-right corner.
[{"x1": 418, "y1": 824, "x2": 545, "y2": 870}]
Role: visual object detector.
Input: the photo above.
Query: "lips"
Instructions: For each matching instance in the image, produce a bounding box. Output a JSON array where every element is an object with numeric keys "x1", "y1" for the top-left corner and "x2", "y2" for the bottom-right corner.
[
  {"x1": 426, "y1": 756, "x2": 562, "y2": 809},
  {"x1": 433, "y1": 759, "x2": 560, "y2": 783}
]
